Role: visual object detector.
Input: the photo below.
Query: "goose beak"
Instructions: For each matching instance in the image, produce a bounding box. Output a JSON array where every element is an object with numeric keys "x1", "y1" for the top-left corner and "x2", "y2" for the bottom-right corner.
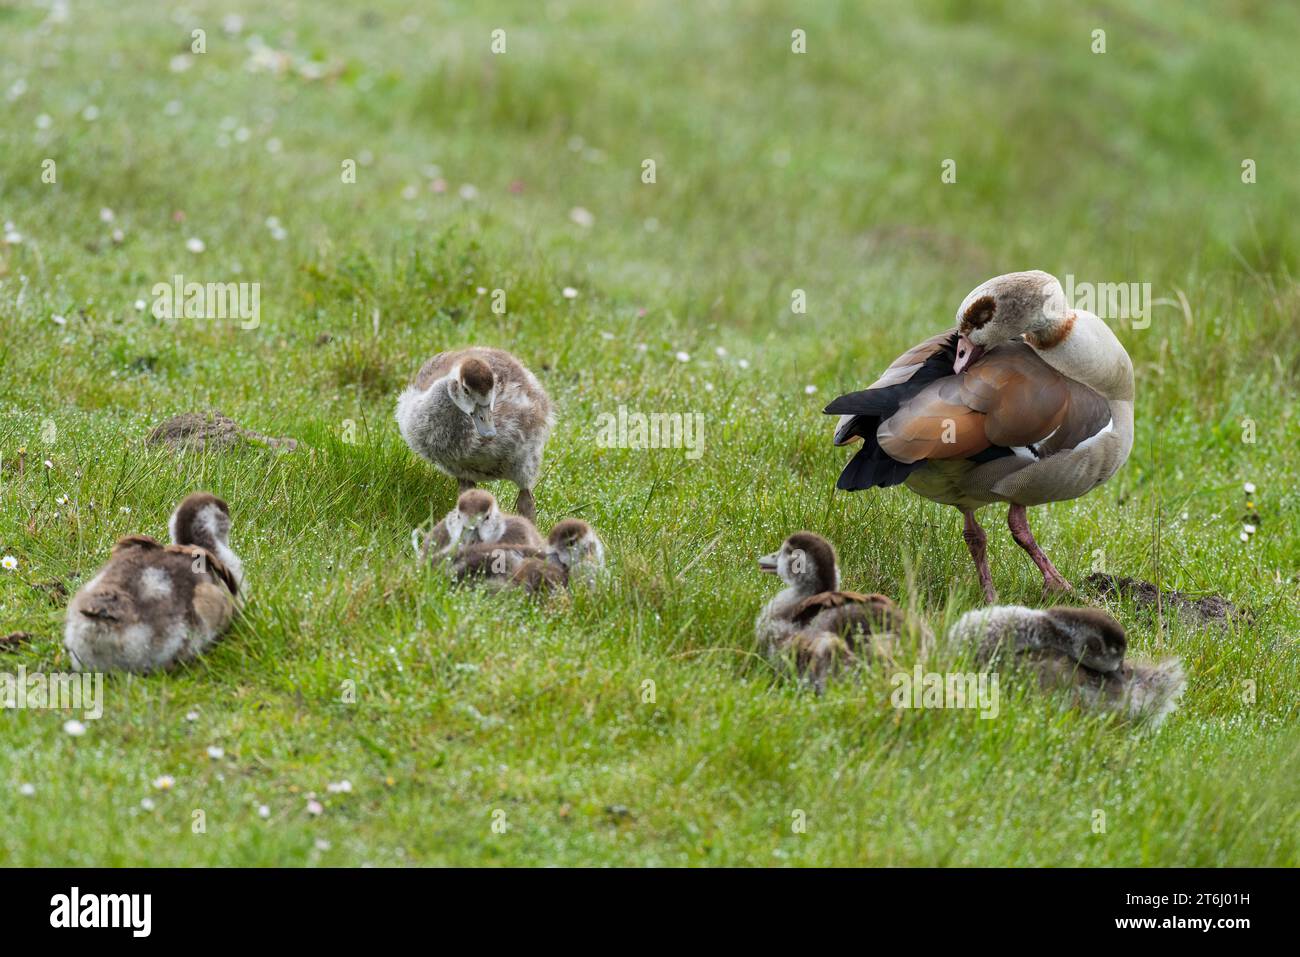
[
  {"x1": 470, "y1": 407, "x2": 497, "y2": 438},
  {"x1": 833, "y1": 414, "x2": 864, "y2": 446},
  {"x1": 758, "y1": 552, "x2": 779, "y2": 574},
  {"x1": 953, "y1": 334, "x2": 985, "y2": 374}
]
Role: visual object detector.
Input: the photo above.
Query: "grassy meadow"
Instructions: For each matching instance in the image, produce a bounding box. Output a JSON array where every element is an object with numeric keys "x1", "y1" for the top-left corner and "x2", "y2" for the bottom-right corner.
[{"x1": 0, "y1": 0, "x2": 1297, "y2": 865}]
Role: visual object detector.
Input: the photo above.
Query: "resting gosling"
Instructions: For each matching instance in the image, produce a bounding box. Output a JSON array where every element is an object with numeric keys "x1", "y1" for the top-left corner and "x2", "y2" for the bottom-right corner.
[
  {"x1": 64, "y1": 492, "x2": 243, "y2": 674},
  {"x1": 755, "y1": 532, "x2": 931, "y2": 692},
  {"x1": 396, "y1": 346, "x2": 554, "y2": 522},
  {"x1": 951, "y1": 605, "x2": 1185, "y2": 726},
  {"x1": 415, "y1": 489, "x2": 542, "y2": 563},
  {"x1": 451, "y1": 518, "x2": 605, "y2": 594}
]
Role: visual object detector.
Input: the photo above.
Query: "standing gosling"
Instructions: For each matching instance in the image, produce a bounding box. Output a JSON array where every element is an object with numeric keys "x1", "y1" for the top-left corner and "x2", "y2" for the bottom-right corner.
[
  {"x1": 64, "y1": 493, "x2": 243, "y2": 674},
  {"x1": 415, "y1": 489, "x2": 542, "y2": 563},
  {"x1": 950, "y1": 605, "x2": 1185, "y2": 726},
  {"x1": 756, "y1": 532, "x2": 931, "y2": 692},
  {"x1": 396, "y1": 346, "x2": 553, "y2": 522}
]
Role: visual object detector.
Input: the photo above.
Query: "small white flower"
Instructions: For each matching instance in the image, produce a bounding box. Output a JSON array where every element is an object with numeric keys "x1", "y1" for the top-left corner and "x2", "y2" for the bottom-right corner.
[
  {"x1": 3, "y1": 229, "x2": 22, "y2": 244},
  {"x1": 1239, "y1": 531, "x2": 1249, "y2": 543},
  {"x1": 206, "y1": 745, "x2": 225, "y2": 760},
  {"x1": 804, "y1": 384, "x2": 818, "y2": 395},
  {"x1": 134, "y1": 299, "x2": 146, "y2": 311},
  {"x1": 169, "y1": 54, "x2": 193, "y2": 73},
  {"x1": 458, "y1": 184, "x2": 478, "y2": 200},
  {"x1": 600, "y1": 331, "x2": 614, "y2": 340},
  {"x1": 185, "y1": 710, "x2": 199, "y2": 722},
  {"x1": 401, "y1": 184, "x2": 418, "y2": 201},
  {"x1": 1244, "y1": 524, "x2": 1256, "y2": 535},
  {"x1": 675, "y1": 351, "x2": 690, "y2": 363},
  {"x1": 186, "y1": 237, "x2": 205, "y2": 253},
  {"x1": 99, "y1": 208, "x2": 115, "y2": 223},
  {"x1": 1243, "y1": 482, "x2": 1256, "y2": 495},
  {"x1": 569, "y1": 206, "x2": 595, "y2": 228},
  {"x1": 315, "y1": 838, "x2": 331, "y2": 851},
  {"x1": 326, "y1": 780, "x2": 353, "y2": 794},
  {"x1": 562, "y1": 287, "x2": 578, "y2": 299},
  {"x1": 140, "y1": 798, "x2": 156, "y2": 811},
  {"x1": 715, "y1": 346, "x2": 728, "y2": 357},
  {"x1": 43, "y1": 459, "x2": 53, "y2": 469},
  {"x1": 81, "y1": 105, "x2": 100, "y2": 121},
  {"x1": 476, "y1": 286, "x2": 487, "y2": 295},
  {"x1": 18, "y1": 783, "x2": 36, "y2": 797},
  {"x1": 63, "y1": 719, "x2": 86, "y2": 737},
  {"x1": 51, "y1": 314, "x2": 66, "y2": 326},
  {"x1": 35, "y1": 113, "x2": 52, "y2": 130},
  {"x1": 153, "y1": 775, "x2": 175, "y2": 790},
  {"x1": 266, "y1": 138, "x2": 282, "y2": 154},
  {"x1": 257, "y1": 804, "x2": 271, "y2": 819},
  {"x1": 306, "y1": 799, "x2": 324, "y2": 815},
  {"x1": 56, "y1": 494, "x2": 68, "y2": 506},
  {"x1": 119, "y1": 506, "x2": 131, "y2": 514},
  {"x1": 1181, "y1": 511, "x2": 1189, "y2": 521},
  {"x1": 635, "y1": 343, "x2": 648, "y2": 353},
  {"x1": 1, "y1": 556, "x2": 17, "y2": 571},
  {"x1": 111, "y1": 228, "x2": 125, "y2": 243},
  {"x1": 704, "y1": 382, "x2": 715, "y2": 392},
  {"x1": 738, "y1": 358, "x2": 750, "y2": 370},
  {"x1": 164, "y1": 100, "x2": 182, "y2": 116}
]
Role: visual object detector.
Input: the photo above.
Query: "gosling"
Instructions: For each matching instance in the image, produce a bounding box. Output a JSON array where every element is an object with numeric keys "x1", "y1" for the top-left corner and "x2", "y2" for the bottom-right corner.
[
  {"x1": 64, "y1": 492, "x2": 243, "y2": 674},
  {"x1": 396, "y1": 346, "x2": 553, "y2": 522},
  {"x1": 415, "y1": 489, "x2": 542, "y2": 563}
]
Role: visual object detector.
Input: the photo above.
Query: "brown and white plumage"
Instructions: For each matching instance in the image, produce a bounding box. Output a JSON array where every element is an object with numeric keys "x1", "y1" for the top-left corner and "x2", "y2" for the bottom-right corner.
[
  {"x1": 755, "y1": 532, "x2": 932, "y2": 692},
  {"x1": 950, "y1": 605, "x2": 1185, "y2": 726},
  {"x1": 396, "y1": 346, "x2": 554, "y2": 521},
  {"x1": 64, "y1": 493, "x2": 242, "y2": 674},
  {"x1": 415, "y1": 489, "x2": 542, "y2": 563},
  {"x1": 450, "y1": 517, "x2": 605, "y2": 596},
  {"x1": 826, "y1": 270, "x2": 1134, "y2": 601}
]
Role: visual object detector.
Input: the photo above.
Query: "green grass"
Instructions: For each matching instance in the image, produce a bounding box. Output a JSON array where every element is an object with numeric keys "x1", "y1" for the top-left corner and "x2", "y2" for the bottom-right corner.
[{"x1": 1, "y1": 0, "x2": 1297, "y2": 866}]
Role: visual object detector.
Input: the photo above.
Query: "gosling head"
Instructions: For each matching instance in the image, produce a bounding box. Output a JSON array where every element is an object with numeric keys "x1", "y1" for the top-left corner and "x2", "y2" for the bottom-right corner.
[
  {"x1": 953, "y1": 269, "x2": 1067, "y2": 373},
  {"x1": 758, "y1": 532, "x2": 838, "y2": 594},
  {"x1": 446, "y1": 489, "x2": 505, "y2": 545},
  {"x1": 447, "y1": 357, "x2": 498, "y2": 438},
  {"x1": 1043, "y1": 606, "x2": 1127, "y2": 673},
  {"x1": 168, "y1": 491, "x2": 241, "y2": 587},
  {"x1": 547, "y1": 518, "x2": 605, "y2": 571}
]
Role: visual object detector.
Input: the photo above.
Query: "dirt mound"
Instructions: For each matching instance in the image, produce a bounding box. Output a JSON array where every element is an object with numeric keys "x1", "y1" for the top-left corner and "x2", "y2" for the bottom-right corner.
[
  {"x1": 147, "y1": 410, "x2": 298, "y2": 452},
  {"x1": 1084, "y1": 573, "x2": 1246, "y2": 628}
]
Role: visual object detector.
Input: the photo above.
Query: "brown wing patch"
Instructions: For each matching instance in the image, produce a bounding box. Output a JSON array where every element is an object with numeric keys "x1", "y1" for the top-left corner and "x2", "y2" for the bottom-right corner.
[
  {"x1": 880, "y1": 342, "x2": 1073, "y2": 459},
  {"x1": 191, "y1": 581, "x2": 235, "y2": 634},
  {"x1": 111, "y1": 535, "x2": 164, "y2": 556},
  {"x1": 878, "y1": 378, "x2": 992, "y2": 463},
  {"x1": 791, "y1": 591, "x2": 901, "y2": 628}
]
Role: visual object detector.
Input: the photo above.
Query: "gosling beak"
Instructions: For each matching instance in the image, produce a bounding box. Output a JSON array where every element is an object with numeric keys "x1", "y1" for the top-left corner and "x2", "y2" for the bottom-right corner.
[
  {"x1": 470, "y1": 407, "x2": 497, "y2": 438},
  {"x1": 758, "y1": 552, "x2": 779, "y2": 574},
  {"x1": 953, "y1": 334, "x2": 985, "y2": 374}
]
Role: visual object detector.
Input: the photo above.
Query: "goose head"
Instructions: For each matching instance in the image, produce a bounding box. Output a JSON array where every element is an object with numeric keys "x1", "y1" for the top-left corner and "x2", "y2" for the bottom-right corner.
[
  {"x1": 446, "y1": 489, "x2": 506, "y2": 545},
  {"x1": 758, "y1": 532, "x2": 839, "y2": 594},
  {"x1": 547, "y1": 518, "x2": 605, "y2": 571},
  {"x1": 447, "y1": 358, "x2": 498, "y2": 437},
  {"x1": 953, "y1": 270, "x2": 1068, "y2": 373},
  {"x1": 1042, "y1": 606, "x2": 1127, "y2": 673}
]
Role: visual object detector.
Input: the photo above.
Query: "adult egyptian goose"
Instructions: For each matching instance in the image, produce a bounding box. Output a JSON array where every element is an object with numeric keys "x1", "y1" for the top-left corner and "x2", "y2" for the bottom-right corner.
[
  {"x1": 64, "y1": 492, "x2": 243, "y2": 674},
  {"x1": 755, "y1": 532, "x2": 932, "y2": 692},
  {"x1": 825, "y1": 270, "x2": 1134, "y2": 601},
  {"x1": 396, "y1": 347, "x2": 554, "y2": 522},
  {"x1": 950, "y1": 605, "x2": 1185, "y2": 726}
]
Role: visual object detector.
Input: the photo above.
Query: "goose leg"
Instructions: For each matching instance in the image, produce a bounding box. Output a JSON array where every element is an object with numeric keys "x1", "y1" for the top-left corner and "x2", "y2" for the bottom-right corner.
[
  {"x1": 515, "y1": 487, "x2": 536, "y2": 523},
  {"x1": 1007, "y1": 504, "x2": 1072, "y2": 594},
  {"x1": 961, "y1": 509, "x2": 998, "y2": 603}
]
